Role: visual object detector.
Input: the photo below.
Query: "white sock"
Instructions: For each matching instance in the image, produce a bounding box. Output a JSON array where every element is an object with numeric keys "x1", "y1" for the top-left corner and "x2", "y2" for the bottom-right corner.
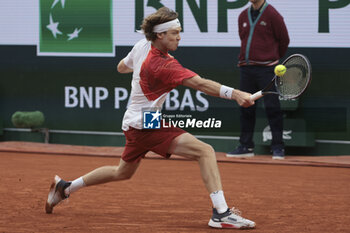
[
  {"x1": 210, "y1": 190, "x2": 228, "y2": 214},
  {"x1": 65, "y1": 177, "x2": 86, "y2": 196}
]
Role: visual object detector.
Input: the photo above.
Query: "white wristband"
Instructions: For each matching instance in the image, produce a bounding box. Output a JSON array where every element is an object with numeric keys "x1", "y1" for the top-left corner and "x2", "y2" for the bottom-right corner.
[{"x1": 220, "y1": 85, "x2": 234, "y2": 100}]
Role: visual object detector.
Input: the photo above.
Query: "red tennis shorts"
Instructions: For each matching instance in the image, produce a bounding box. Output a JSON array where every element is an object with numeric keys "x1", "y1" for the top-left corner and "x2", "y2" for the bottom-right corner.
[{"x1": 122, "y1": 127, "x2": 186, "y2": 163}]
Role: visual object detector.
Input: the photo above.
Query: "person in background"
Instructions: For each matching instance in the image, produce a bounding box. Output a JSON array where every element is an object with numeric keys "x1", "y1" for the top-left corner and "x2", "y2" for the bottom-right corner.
[{"x1": 227, "y1": 0, "x2": 289, "y2": 160}]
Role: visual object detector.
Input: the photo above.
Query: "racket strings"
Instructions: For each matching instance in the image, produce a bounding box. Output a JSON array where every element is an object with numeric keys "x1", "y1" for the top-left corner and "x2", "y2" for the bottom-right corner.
[{"x1": 276, "y1": 56, "x2": 310, "y2": 99}]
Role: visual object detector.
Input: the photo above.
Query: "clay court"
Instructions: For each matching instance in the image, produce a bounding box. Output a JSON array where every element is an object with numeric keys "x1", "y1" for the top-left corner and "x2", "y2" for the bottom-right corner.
[{"x1": 0, "y1": 142, "x2": 349, "y2": 233}]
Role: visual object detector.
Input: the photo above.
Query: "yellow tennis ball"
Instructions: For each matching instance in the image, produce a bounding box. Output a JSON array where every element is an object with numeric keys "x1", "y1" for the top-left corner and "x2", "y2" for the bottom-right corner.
[{"x1": 274, "y1": 65, "x2": 286, "y2": 77}]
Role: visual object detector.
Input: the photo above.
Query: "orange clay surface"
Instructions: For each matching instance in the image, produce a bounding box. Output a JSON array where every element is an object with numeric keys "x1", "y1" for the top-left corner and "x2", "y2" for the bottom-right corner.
[{"x1": 0, "y1": 150, "x2": 349, "y2": 233}]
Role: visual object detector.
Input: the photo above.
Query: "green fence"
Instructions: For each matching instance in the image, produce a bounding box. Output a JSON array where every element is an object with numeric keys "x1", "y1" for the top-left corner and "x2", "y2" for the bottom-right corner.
[{"x1": 0, "y1": 46, "x2": 349, "y2": 155}]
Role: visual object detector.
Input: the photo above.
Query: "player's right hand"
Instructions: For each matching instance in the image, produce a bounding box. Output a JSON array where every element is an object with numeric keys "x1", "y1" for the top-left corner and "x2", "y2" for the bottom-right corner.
[{"x1": 232, "y1": 89, "x2": 255, "y2": 107}]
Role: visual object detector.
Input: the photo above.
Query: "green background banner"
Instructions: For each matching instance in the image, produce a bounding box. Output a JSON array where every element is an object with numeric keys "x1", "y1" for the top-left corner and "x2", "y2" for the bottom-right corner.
[
  {"x1": 0, "y1": 45, "x2": 349, "y2": 155},
  {"x1": 39, "y1": 0, "x2": 113, "y2": 55}
]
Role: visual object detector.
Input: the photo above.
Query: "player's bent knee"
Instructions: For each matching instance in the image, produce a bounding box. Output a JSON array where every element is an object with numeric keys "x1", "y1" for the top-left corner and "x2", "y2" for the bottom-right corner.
[
  {"x1": 198, "y1": 143, "x2": 215, "y2": 159},
  {"x1": 121, "y1": 173, "x2": 134, "y2": 180},
  {"x1": 109, "y1": 166, "x2": 132, "y2": 181},
  {"x1": 204, "y1": 143, "x2": 215, "y2": 154},
  {"x1": 207, "y1": 144, "x2": 215, "y2": 154},
  {"x1": 118, "y1": 171, "x2": 134, "y2": 180},
  {"x1": 117, "y1": 167, "x2": 137, "y2": 181}
]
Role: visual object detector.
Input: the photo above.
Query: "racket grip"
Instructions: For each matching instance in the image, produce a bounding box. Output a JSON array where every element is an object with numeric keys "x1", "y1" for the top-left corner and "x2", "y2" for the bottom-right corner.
[{"x1": 250, "y1": 91, "x2": 263, "y2": 101}]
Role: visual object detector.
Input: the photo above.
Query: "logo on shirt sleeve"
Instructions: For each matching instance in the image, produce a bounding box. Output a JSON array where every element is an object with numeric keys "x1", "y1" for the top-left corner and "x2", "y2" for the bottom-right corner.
[{"x1": 143, "y1": 110, "x2": 162, "y2": 129}]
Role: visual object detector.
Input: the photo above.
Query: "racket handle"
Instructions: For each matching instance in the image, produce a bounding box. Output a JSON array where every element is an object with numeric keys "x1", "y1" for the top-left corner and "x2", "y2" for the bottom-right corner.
[{"x1": 250, "y1": 91, "x2": 263, "y2": 101}]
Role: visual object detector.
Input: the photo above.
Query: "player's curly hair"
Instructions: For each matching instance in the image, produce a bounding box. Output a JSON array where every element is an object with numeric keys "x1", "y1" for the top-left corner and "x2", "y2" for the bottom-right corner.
[{"x1": 141, "y1": 7, "x2": 178, "y2": 41}]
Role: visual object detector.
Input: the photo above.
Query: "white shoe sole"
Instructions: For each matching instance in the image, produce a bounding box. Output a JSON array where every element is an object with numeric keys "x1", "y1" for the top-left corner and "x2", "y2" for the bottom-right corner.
[
  {"x1": 226, "y1": 153, "x2": 254, "y2": 158},
  {"x1": 272, "y1": 156, "x2": 285, "y2": 160},
  {"x1": 45, "y1": 175, "x2": 61, "y2": 214},
  {"x1": 208, "y1": 219, "x2": 255, "y2": 229}
]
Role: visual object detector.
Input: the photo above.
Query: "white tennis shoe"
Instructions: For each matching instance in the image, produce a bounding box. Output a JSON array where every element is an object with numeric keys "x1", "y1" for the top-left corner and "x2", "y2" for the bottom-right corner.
[
  {"x1": 45, "y1": 175, "x2": 71, "y2": 214},
  {"x1": 208, "y1": 207, "x2": 256, "y2": 229}
]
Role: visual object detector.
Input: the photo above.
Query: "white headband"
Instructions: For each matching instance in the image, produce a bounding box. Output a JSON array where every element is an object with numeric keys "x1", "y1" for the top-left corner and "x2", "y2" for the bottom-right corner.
[{"x1": 153, "y1": 18, "x2": 181, "y2": 33}]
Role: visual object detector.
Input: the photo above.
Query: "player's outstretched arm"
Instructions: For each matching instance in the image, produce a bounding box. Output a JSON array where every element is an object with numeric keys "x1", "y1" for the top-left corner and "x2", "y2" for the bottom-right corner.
[
  {"x1": 182, "y1": 75, "x2": 254, "y2": 107},
  {"x1": 117, "y1": 59, "x2": 133, "y2": 74}
]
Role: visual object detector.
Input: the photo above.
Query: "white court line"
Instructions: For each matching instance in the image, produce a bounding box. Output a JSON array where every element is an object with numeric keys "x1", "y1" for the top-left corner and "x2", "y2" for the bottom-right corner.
[{"x1": 4, "y1": 128, "x2": 350, "y2": 144}]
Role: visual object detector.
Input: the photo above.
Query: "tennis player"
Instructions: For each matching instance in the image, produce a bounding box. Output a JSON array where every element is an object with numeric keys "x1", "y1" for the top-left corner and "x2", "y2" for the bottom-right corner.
[{"x1": 45, "y1": 7, "x2": 256, "y2": 229}]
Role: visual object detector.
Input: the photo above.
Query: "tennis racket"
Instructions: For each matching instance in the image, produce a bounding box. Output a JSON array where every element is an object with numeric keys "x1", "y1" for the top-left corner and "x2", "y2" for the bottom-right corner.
[{"x1": 250, "y1": 54, "x2": 312, "y2": 101}]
